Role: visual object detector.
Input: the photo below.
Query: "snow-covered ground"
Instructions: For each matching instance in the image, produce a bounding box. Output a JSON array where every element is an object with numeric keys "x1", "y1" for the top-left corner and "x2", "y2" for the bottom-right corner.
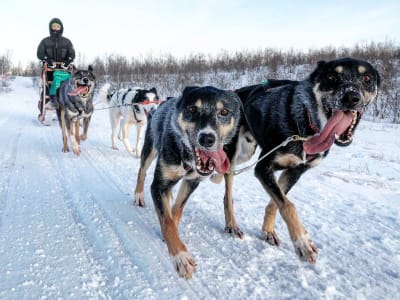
[{"x1": 0, "y1": 77, "x2": 399, "y2": 299}]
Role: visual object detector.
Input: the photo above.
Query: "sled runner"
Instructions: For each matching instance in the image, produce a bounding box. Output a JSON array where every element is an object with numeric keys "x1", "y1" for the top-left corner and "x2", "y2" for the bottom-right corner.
[{"x1": 37, "y1": 62, "x2": 73, "y2": 126}]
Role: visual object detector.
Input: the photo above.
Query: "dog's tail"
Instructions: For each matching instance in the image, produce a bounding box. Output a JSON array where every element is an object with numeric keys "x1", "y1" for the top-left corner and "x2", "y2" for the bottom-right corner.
[{"x1": 97, "y1": 83, "x2": 112, "y2": 104}]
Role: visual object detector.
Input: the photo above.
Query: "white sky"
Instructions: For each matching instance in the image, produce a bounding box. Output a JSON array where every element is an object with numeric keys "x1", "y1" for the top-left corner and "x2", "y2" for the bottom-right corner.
[{"x1": 1, "y1": 0, "x2": 399, "y2": 67}]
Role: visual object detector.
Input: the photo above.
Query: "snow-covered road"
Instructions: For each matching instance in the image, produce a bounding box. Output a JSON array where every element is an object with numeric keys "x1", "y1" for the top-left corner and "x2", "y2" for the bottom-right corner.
[{"x1": 0, "y1": 77, "x2": 399, "y2": 299}]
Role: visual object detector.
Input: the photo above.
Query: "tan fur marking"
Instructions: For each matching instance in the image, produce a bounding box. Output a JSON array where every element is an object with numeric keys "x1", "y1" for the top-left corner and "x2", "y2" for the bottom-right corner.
[
  {"x1": 177, "y1": 113, "x2": 195, "y2": 133},
  {"x1": 358, "y1": 65, "x2": 367, "y2": 74},
  {"x1": 161, "y1": 216, "x2": 187, "y2": 256},
  {"x1": 279, "y1": 200, "x2": 306, "y2": 241},
  {"x1": 216, "y1": 101, "x2": 224, "y2": 110},
  {"x1": 195, "y1": 99, "x2": 202, "y2": 107},
  {"x1": 160, "y1": 160, "x2": 185, "y2": 181},
  {"x1": 223, "y1": 173, "x2": 238, "y2": 229},
  {"x1": 218, "y1": 117, "x2": 236, "y2": 140},
  {"x1": 335, "y1": 65, "x2": 343, "y2": 73},
  {"x1": 363, "y1": 89, "x2": 378, "y2": 104},
  {"x1": 274, "y1": 153, "x2": 303, "y2": 168},
  {"x1": 262, "y1": 200, "x2": 278, "y2": 233}
]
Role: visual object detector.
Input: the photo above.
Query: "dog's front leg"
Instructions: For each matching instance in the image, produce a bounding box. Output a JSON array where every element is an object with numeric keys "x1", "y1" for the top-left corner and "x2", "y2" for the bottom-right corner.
[
  {"x1": 68, "y1": 118, "x2": 80, "y2": 156},
  {"x1": 255, "y1": 162, "x2": 318, "y2": 263},
  {"x1": 60, "y1": 108, "x2": 69, "y2": 153},
  {"x1": 223, "y1": 172, "x2": 244, "y2": 238},
  {"x1": 75, "y1": 120, "x2": 80, "y2": 145},
  {"x1": 135, "y1": 124, "x2": 145, "y2": 158},
  {"x1": 121, "y1": 119, "x2": 134, "y2": 155},
  {"x1": 151, "y1": 169, "x2": 197, "y2": 279},
  {"x1": 80, "y1": 116, "x2": 91, "y2": 141}
]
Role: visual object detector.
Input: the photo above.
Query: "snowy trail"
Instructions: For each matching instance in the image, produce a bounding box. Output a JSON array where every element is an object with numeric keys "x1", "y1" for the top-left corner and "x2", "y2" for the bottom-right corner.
[{"x1": 0, "y1": 77, "x2": 399, "y2": 299}]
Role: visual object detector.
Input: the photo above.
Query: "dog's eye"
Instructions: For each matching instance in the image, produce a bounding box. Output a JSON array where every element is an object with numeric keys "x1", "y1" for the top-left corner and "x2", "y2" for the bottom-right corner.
[
  {"x1": 219, "y1": 108, "x2": 229, "y2": 117},
  {"x1": 362, "y1": 75, "x2": 371, "y2": 83},
  {"x1": 188, "y1": 106, "x2": 198, "y2": 114}
]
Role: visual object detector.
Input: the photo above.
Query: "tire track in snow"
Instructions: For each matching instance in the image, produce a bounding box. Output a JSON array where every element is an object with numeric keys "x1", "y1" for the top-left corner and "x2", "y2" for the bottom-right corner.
[{"x1": 43, "y1": 129, "x2": 206, "y2": 298}]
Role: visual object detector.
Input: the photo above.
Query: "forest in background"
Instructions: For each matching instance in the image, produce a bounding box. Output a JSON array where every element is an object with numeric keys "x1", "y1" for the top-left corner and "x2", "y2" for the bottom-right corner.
[{"x1": 2, "y1": 41, "x2": 400, "y2": 123}]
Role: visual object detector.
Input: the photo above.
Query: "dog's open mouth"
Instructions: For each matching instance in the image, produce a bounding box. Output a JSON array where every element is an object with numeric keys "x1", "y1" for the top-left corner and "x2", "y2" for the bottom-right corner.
[
  {"x1": 303, "y1": 110, "x2": 360, "y2": 154},
  {"x1": 68, "y1": 83, "x2": 91, "y2": 97},
  {"x1": 195, "y1": 148, "x2": 230, "y2": 176}
]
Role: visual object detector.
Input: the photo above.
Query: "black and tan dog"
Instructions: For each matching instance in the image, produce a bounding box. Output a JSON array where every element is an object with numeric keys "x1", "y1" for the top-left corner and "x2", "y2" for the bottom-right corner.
[
  {"x1": 222, "y1": 58, "x2": 380, "y2": 263},
  {"x1": 56, "y1": 66, "x2": 96, "y2": 155},
  {"x1": 134, "y1": 86, "x2": 241, "y2": 279}
]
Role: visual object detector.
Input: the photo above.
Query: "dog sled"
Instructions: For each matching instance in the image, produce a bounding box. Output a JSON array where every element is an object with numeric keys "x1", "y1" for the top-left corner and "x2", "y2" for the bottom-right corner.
[{"x1": 37, "y1": 62, "x2": 73, "y2": 126}]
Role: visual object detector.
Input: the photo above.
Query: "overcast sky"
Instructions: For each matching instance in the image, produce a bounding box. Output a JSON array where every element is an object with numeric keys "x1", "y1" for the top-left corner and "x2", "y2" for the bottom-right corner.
[{"x1": 1, "y1": 0, "x2": 399, "y2": 66}]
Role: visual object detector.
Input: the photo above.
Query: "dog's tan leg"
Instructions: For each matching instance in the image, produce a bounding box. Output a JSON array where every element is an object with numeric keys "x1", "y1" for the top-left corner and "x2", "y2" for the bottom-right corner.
[
  {"x1": 262, "y1": 172, "x2": 291, "y2": 246},
  {"x1": 80, "y1": 117, "x2": 90, "y2": 141},
  {"x1": 262, "y1": 200, "x2": 280, "y2": 245},
  {"x1": 256, "y1": 164, "x2": 317, "y2": 263},
  {"x1": 134, "y1": 148, "x2": 157, "y2": 207},
  {"x1": 223, "y1": 172, "x2": 243, "y2": 238},
  {"x1": 163, "y1": 179, "x2": 198, "y2": 279},
  {"x1": 75, "y1": 120, "x2": 80, "y2": 145},
  {"x1": 69, "y1": 120, "x2": 80, "y2": 156},
  {"x1": 60, "y1": 108, "x2": 69, "y2": 153}
]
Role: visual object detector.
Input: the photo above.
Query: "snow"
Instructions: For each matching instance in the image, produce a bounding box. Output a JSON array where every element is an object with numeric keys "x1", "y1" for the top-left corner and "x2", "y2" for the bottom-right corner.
[{"x1": 0, "y1": 77, "x2": 399, "y2": 299}]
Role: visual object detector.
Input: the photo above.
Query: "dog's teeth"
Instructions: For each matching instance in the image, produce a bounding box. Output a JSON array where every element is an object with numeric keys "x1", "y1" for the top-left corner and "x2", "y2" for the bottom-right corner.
[{"x1": 335, "y1": 134, "x2": 339, "y2": 139}]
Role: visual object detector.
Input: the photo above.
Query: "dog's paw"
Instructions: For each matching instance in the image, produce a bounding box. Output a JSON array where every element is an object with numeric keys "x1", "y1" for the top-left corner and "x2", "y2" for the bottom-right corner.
[
  {"x1": 73, "y1": 147, "x2": 81, "y2": 156},
  {"x1": 80, "y1": 134, "x2": 87, "y2": 141},
  {"x1": 172, "y1": 251, "x2": 196, "y2": 279},
  {"x1": 293, "y1": 233, "x2": 318, "y2": 263},
  {"x1": 134, "y1": 192, "x2": 145, "y2": 207},
  {"x1": 225, "y1": 225, "x2": 244, "y2": 239},
  {"x1": 111, "y1": 146, "x2": 119, "y2": 150},
  {"x1": 62, "y1": 146, "x2": 70, "y2": 153},
  {"x1": 264, "y1": 231, "x2": 281, "y2": 246}
]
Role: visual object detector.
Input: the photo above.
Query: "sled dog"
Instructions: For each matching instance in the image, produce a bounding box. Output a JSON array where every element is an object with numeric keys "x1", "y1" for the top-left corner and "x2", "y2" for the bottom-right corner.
[
  {"x1": 223, "y1": 57, "x2": 380, "y2": 263},
  {"x1": 56, "y1": 65, "x2": 96, "y2": 155},
  {"x1": 134, "y1": 86, "x2": 241, "y2": 279},
  {"x1": 102, "y1": 85, "x2": 159, "y2": 157}
]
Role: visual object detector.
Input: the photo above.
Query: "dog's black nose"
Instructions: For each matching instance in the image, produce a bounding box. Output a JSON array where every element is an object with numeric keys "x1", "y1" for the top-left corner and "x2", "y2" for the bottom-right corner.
[
  {"x1": 342, "y1": 91, "x2": 361, "y2": 108},
  {"x1": 83, "y1": 77, "x2": 89, "y2": 84},
  {"x1": 199, "y1": 132, "x2": 216, "y2": 148}
]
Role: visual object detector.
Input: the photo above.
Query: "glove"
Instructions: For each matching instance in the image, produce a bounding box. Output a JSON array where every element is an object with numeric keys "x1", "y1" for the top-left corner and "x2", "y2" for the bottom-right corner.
[
  {"x1": 46, "y1": 59, "x2": 56, "y2": 68},
  {"x1": 62, "y1": 58, "x2": 73, "y2": 68}
]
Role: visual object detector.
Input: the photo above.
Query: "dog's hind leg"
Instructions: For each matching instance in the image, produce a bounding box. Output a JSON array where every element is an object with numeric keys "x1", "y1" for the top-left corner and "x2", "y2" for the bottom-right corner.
[
  {"x1": 153, "y1": 177, "x2": 198, "y2": 279},
  {"x1": 255, "y1": 161, "x2": 318, "y2": 263},
  {"x1": 134, "y1": 128, "x2": 157, "y2": 207},
  {"x1": 263, "y1": 164, "x2": 312, "y2": 247},
  {"x1": 223, "y1": 172, "x2": 244, "y2": 238},
  {"x1": 110, "y1": 114, "x2": 120, "y2": 150}
]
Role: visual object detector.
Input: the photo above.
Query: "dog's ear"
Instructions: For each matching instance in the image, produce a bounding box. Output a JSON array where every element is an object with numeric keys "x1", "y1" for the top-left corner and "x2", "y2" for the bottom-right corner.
[
  {"x1": 182, "y1": 86, "x2": 199, "y2": 97},
  {"x1": 375, "y1": 69, "x2": 381, "y2": 88},
  {"x1": 88, "y1": 65, "x2": 94, "y2": 72},
  {"x1": 150, "y1": 87, "x2": 157, "y2": 94},
  {"x1": 309, "y1": 60, "x2": 326, "y2": 83}
]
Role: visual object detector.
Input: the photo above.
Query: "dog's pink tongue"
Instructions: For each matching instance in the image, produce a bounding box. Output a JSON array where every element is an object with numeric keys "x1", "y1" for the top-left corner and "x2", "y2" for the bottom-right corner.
[
  {"x1": 303, "y1": 111, "x2": 353, "y2": 154},
  {"x1": 199, "y1": 148, "x2": 230, "y2": 174},
  {"x1": 68, "y1": 86, "x2": 88, "y2": 96}
]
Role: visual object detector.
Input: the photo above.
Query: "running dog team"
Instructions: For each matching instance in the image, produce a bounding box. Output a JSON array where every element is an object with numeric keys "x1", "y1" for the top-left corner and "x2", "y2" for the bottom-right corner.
[{"x1": 53, "y1": 56, "x2": 380, "y2": 279}]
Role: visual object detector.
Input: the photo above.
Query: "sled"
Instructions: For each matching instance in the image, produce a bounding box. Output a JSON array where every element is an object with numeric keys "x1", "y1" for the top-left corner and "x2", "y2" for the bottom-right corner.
[{"x1": 37, "y1": 62, "x2": 73, "y2": 126}]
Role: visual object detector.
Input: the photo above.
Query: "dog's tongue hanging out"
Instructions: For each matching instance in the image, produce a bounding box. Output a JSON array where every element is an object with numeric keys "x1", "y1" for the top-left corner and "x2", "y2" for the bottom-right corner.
[
  {"x1": 303, "y1": 111, "x2": 353, "y2": 154},
  {"x1": 68, "y1": 86, "x2": 88, "y2": 96},
  {"x1": 198, "y1": 148, "x2": 230, "y2": 174}
]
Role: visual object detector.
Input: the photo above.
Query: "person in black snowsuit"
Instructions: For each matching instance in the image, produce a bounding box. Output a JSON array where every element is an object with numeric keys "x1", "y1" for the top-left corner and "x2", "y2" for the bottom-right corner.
[{"x1": 37, "y1": 17, "x2": 75, "y2": 112}]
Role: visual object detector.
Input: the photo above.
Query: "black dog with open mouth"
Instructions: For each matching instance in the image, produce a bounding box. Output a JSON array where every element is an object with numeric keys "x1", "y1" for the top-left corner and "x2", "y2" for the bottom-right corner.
[
  {"x1": 223, "y1": 57, "x2": 380, "y2": 264},
  {"x1": 134, "y1": 86, "x2": 241, "y2": 279}
]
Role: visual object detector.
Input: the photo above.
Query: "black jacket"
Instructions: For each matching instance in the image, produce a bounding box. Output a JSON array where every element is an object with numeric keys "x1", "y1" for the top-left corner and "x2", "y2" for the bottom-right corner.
[{"x1": 37, "y1": 18, "x2": 75, "y2": 64}]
